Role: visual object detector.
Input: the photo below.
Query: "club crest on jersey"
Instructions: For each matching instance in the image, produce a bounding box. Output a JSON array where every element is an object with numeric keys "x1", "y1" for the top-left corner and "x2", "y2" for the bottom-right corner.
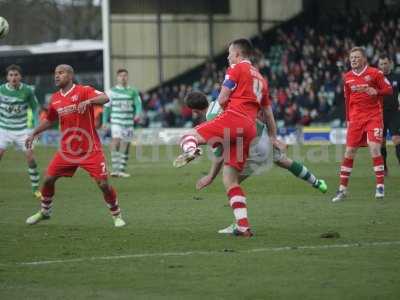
[
  {"x1": 363, "y1": 75, "x2": 371, "y2": 82},
  {"x1": 71, "y1": 95, "x2": 79, "y2": 102}
]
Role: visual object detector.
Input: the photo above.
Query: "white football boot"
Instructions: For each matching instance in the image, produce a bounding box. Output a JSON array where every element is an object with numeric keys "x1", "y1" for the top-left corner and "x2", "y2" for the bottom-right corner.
[{"x1": 332, "y1": 189, "x2": 347, "y2": 203}]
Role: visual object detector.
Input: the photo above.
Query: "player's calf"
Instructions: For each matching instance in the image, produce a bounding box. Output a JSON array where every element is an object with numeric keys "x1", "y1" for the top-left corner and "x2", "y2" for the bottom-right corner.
[
  {"x1": 227, "y1": 186, "x2": 251, "y2": 234},
  {"x1": 96, "y1": 179, "x2": 126, "y2": 227},
  {"x1": 278, "y1": 158, "x2": 328, "y2": 193}
]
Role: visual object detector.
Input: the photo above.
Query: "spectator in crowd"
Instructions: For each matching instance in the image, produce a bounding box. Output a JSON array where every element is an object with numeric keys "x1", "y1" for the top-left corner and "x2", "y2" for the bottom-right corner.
[{"x1": 139, "y1": 8, "x2": 400, "y2": 128}]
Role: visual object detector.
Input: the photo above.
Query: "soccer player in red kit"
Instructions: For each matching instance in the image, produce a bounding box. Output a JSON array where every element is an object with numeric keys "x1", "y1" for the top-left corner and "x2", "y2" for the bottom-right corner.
[
  {"x1": 332, "y1": 47, "x2": 393, "y2": 202},
  {"x1": 174, "y1": 39, "x2": 280, "y2": 236},
  {"x1": 25, "y1": 65, "x2": 126, "y2": 227}
]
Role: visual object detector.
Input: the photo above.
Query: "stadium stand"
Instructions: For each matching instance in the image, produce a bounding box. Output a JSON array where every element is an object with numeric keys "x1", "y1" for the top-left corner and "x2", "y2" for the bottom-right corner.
[{"x1": 142, "y1": 8, "x2": 400, "y2": 128}]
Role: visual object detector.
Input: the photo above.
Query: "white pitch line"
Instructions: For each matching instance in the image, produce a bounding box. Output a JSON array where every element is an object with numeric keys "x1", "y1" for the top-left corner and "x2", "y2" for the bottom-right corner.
[{"x1": 7, "y1": 240, "x2": 400, "y2": 267}]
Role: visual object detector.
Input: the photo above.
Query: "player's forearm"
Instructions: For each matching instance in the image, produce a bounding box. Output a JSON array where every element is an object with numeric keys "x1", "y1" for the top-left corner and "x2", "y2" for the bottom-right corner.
[
  {"x1": 377, "y1": 85, "x2": 393, "y2": 96},
  {"x1": 31, "y1": 120, "x2": 54, "y2": 137},
  {"x1": 217, "y1": 86, "x2": 231, "y2": 108},
  {"x1": 102, "y1": 106, "x2": 111, "y2": 125},
  {"x1": 264, "y1": 107, "x2": 278, "y2": 140},
  {"x1": 89, "y1": 94, "x2": 109, "y2": 105},
  {"x1": 135, "y1": 97, "x2": 143, "y2": 115},
  {"x1": 32, "y1": 108, "x2": 39, "y2": 127},
  {"x1": 208, "y1": 156, "x2": 224, "y2": 180}
]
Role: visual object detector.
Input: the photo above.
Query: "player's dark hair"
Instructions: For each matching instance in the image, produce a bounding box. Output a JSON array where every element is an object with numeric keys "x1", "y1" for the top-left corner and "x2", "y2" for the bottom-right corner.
[
  {"x1": 6, "y1": 64, "x2": 22, "y2": 75},
  {"x1": 185, "y1": 92, "x2": 209, "y2": 110},
  {"x1": 349, "y1": 47, "x2": 366, "y2": 57},
  {"x1": 378, "y1": 53, "x2": 391, "y2": 61},
  {"x1": 230, "y1": 38, "x2": 254, "y2": 58},
  {"x1": 117, "y1": 68, "x2": 128, "y2": 74}
]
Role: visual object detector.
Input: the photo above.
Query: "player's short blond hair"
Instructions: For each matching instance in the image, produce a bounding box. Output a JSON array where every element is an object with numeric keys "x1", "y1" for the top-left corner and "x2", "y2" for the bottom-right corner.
[{"x1": 349, "y1": 47, "x2": 366, "y2": 57}]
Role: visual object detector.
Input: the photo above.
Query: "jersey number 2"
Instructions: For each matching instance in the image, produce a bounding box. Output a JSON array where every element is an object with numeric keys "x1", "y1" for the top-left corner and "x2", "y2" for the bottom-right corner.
[{"x1": 253, "y1": 78, "x2": 263, "y2": 103}]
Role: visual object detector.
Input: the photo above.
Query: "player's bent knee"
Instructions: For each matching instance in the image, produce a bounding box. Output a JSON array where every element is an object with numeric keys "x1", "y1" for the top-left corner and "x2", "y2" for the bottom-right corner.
[
  {"x1": 96, "y1": 179, "x2": 109, "y2": 191},
  {"x1": 368, "y1": 144, "x2": 382, "y2": 157},
  {"x1": 344, "y1": 147, "x2": 357, "y2": 158},
  {"x1": 25, "y1": 151, "x2": 35, "y2": 163},
  {"x1": 186, "y1": 130, "x2": 205, "y2": 144},
  {"x1": 274, "y1": 158, "x2": 290, "y2": 169},
  {"x1": 43, "y1": 176, "x2": 57, "y2": 186}
]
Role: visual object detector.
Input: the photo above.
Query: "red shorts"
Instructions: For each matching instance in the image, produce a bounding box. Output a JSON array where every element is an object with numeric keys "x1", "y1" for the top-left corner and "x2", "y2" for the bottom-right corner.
[
  {"x1": 196, "y1": 110, "x2": 256, "y2": 171},
  {"x1": 47, "y1": 151, "x2": 108, "y2": 180},
  {"x1": 346, "y1": 118, "x2": 383, "y2": 147}
]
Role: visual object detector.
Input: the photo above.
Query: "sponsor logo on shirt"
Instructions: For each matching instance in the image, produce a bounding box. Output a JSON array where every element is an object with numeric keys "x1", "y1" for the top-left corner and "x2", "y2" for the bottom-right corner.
[
  {"x1": 350, "y1": 84, "x2": 369, "y2": 92},
  {"x1": 363, "y1": 75, "x2": 372, "y2": 82},
  {"x1": 57, "y1": 104, "x2": 77, "y2": 116},
  {"x1": 71, "y1": 95, "x2": 79, "y2": 103}
]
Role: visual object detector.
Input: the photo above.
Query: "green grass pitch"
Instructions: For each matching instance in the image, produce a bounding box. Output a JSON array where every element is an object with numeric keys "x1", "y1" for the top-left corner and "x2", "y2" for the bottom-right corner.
[{"x1": 0, "y1": 145, "x2": 399, "y2": 299}]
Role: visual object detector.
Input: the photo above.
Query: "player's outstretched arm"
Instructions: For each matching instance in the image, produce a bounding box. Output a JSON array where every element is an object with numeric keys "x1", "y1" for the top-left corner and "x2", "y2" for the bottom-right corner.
[
  {"x1": 196, "y1": 155, "x2": 224, "y2": 190},
  {"x1": 262, "y1": 107, "x2": 279, "y2": 144},
  {"x1": 89, "y1": 93, "x2": 110, "y2": 105},
  {"x1": 376, "y1": 72, "x2": 393, "y2": 96},
  {"x1": 77, "y1": 94, "x2": 109, "y2": 114},
  {"x1": 25, "y1": 120, "x2": 54, "y2": 149}
]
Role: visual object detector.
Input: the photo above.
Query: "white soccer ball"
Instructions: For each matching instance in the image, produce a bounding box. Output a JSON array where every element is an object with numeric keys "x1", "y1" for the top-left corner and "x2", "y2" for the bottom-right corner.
[{"x1": 0, "y1": 17, "x2": 9, "y2": 39}]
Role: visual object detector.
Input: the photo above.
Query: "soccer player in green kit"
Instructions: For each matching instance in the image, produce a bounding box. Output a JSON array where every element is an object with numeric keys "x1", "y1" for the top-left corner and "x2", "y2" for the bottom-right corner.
[
  {"x1": 103, "y1": 69, "x2": 142, "y2": 177},
  {"x1": 0, "y1": 64, "x2": 42, "y2": 199}
]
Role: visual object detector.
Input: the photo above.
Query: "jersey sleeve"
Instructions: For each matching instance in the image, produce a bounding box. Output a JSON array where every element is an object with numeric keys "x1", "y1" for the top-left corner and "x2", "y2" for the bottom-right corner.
[
  {"x1": 27, "y1": 88, "x2": 39, "y2": 111},
  {"x1": 84, "y1": 85, "x2": 105, "y2": 100},
  {"x1": 46, "y1": 98, "x2": 58, "y2": 122},
  {"x1": 27, "y1": 88, "x2": 40, "y2": 127},
  {"x1": 104, "y1": 90, "x2": 112, "y2": 107},
  {"x1": 343, "y1": 75, "x2": 350, "y2": 122},
  {"x1": 223, "y1": 66, "x2": 240, "y2": 91},
  {"x1": 133, "y1": 89, "x2": 143, "y2": 116},
  {"x1": 375, "y1": 71, "x2": 393, "y2": 97}
]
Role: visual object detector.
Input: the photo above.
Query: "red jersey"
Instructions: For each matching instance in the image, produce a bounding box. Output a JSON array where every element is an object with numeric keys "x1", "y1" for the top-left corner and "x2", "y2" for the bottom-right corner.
[
  {"x1": 46, "y1": 84, "x2": 105, "y2": 156},
  {"x1": 224, "y1": 60, "x2": 270, "y2": 121},
  {"x1": 343, "y1": 66, "x2": 392, "y2": 122}
]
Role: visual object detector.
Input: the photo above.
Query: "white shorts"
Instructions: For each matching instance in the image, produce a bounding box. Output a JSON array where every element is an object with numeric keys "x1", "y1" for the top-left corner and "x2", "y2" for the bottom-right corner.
[
  {"x1": 0, "y1": 128, "x2": 32, "y2": 152},
  {"x1": 241, "y1": 130, "x2": 286, "y2": 176},
  {"x1": 111, "y1": 124, "x2": 134, "y2": 142}
]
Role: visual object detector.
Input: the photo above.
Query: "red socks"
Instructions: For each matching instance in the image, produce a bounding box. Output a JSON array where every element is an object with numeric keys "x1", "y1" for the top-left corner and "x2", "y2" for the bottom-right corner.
[
  {"x1": 227, "y1": 186, "x2": 249, "y2": 232},
  {"x1": 339, "y1": 157, "x2": 353, "y2": 190},
  {"x1": 180, "y1": 135, "x2": 198, "y2": 152},
  {"x1": 373, "y1": 156, "x2": 384, "y2": 186},
  {"x1": 103, "y1": 186, "x2": 120, "y2": 216}
]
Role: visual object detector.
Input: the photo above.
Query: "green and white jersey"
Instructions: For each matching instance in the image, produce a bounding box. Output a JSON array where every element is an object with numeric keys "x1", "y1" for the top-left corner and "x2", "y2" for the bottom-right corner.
[
  {"x1": 206, "y1": 99, "x2": 222, "y2": 121},
  {"x1": 0, "y1": 83, "x2": 38, "y2": 131},
  {"x1": 104, "y1": 85, "x2": 142, "y2": 127}
]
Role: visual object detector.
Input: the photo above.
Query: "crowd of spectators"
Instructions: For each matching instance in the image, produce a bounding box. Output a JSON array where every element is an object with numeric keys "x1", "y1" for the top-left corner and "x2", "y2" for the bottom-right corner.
[{"x1": 139, "y1": 9, "x2": 400, "y2": 128}]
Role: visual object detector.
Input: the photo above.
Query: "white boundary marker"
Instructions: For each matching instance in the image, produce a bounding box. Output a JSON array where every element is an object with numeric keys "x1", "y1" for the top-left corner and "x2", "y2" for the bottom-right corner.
[{"x1": 4, "y1": 240, "x2": 399, "y2": 267}]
